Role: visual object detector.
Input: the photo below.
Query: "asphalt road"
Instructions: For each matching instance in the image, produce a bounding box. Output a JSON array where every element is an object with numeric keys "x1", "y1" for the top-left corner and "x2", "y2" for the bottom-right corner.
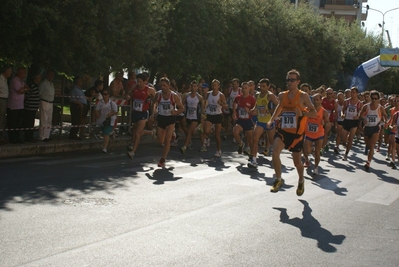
[{"x1": 1, "y1": 137, "x2": 398, "y2": 267}]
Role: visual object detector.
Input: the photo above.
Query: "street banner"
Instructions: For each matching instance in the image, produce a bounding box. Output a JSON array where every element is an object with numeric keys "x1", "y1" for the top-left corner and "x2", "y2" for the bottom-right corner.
[
  {"x1": 380, "y1": 48, "x2": 399, "y2": 67},
  {"x1": 350, "y1": 55, "x2": 389, "y2": 92}
]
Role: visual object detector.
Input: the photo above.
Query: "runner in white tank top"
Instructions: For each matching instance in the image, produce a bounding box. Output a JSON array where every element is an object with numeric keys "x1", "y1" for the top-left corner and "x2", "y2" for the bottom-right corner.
[
  {"x1": 200, "y1": 79, "x2": 228, "y2": 157},
  {"x1": 358, "y1": 91, "x2": 387, "y2": 171}
]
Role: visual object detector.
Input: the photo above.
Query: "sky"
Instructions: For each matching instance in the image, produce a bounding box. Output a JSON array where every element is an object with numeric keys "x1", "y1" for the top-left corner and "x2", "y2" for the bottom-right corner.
[{"x1": 362, "y1": 0, "x2": 399, "y2": 48}]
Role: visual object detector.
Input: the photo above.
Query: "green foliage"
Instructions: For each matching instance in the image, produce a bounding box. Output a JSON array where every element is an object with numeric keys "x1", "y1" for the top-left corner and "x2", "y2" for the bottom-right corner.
[{"x1": 1, "y1": 0, "x2": 396, "y2": 91}]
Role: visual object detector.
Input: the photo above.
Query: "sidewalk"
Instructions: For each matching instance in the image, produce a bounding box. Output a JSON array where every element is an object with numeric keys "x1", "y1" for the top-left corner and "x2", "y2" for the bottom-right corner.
[{"x1": 0, "y1": 126, "x2": 133, "y2": 159}]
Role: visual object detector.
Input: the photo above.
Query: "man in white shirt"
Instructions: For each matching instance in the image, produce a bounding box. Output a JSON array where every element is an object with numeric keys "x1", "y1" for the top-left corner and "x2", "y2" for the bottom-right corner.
[
  {"x1": 39, "y1": 70, "x2": 55, "y2": 141},
  {"x1": 0, "y1": 64, "x2": 13, "y2": 144}
]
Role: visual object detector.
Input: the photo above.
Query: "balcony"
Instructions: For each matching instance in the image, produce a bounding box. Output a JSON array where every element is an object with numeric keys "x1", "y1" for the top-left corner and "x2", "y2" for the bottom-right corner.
[{"x1": 319, "y1": 0, "x2": 368, "y2": 21}]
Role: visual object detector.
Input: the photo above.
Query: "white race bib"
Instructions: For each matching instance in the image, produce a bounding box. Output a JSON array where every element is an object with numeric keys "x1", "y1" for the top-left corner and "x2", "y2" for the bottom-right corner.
[
  {"x1": 133, "y1": 100, "x2": 143, "y2": 111},
  {"x1": 281, "y1": 111, "x2": 297, "y2": 129},
  {"x1": 307, "y1": 123, "x2": 318, "y2": 133}
]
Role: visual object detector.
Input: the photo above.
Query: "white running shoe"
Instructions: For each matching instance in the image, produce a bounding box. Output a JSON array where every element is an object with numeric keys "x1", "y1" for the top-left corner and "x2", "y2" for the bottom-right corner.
[
  {"x1": 313, "y1": 166, "x2": 319, "y2": 175},
  {"x1": 102, "y1": 148, "x2": 108, "y2": 154},
  {"x1": 127, "y1": 144, "x2": 134, "y2": 151},
  {"x1": 206, "y1": 138, "x2": 210, "y2": 147},
  {"x1": 127, "y1": 151, "x2": 135, "y2": 159},
  {"x1": 214, "y1": 150, "x2": 221, "y2": 157}
]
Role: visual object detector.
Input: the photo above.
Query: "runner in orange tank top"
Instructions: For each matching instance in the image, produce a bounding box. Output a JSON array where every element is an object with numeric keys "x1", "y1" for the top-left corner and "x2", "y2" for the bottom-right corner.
[
  {"x1": 303, "y1": 94, "x2": 330, "y2": 176},
  {"x1": 267, "y1": 69, "x2": 317, "y2": 196}
]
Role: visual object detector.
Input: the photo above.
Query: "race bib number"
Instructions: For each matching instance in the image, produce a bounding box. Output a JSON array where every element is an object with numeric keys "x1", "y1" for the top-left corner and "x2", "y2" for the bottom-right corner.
[
  {"x1": 162, "y1": 103, "x2": 171, "y2": 111},
  {"x1": 281, "y1": 112, "x2": 297, "y2": 129},
  {"x1": 238, "y1": 108, "x2": 249, "y2": 119},
  {"x1": 209, "y1": 105, "x2": 217, "y2": 113},
  {"x1": 348, "y1": 106, "x2": 356, "y2": 113},
  {"x1": 367, "y1": 115, "x2": 377, "y2": 124},
  {"x1": 133, "y1": 100, "x2": 143, "y2": 111},
  {"x1": 307, "y1": 123, "x2": 318, "y2": 133},
  {"x1": 258, "y1": 106, "x2": 267, "y2": 117},
  {"x1": 188, "y1": 107, "x2": 196, "y2": 115}
]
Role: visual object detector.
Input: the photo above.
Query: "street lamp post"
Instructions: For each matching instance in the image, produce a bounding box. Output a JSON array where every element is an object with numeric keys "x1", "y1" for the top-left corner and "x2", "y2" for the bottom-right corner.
[{"x1": 366, "y1": 6, "x2": 399, "y2": 39}]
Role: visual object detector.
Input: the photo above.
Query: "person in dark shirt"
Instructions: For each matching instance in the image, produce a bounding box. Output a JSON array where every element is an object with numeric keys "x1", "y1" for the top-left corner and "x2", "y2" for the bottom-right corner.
[{"x1": 24, "y1": 73, "x2": 41, "y2": 142}]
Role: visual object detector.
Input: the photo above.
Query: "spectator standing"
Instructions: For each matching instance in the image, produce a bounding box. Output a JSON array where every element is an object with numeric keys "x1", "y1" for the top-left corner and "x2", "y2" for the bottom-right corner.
[
  {"x1": 24, "y1": 73, "x2": 41, "y2": 142},
  {"x1": 0, "y1": 64, "x2": 12, "y2": 144},
  {"x1": 69, "y1": 75, "x2": 88, "y2": 140},
  {"x1": 7, "y1": 67, "x2": 29, "y2": 144},
  {"x1": 110, "y1": 72, "x2": 125, "y2": 98},
  {"x1": 39, "y1": 70, "x2": 55, "y2": 141},
  {"x1": 86, "y1": 80, "x2": 103, "y2": 124},
  {"x1": 95, "y1": 89, "x2": 118, "y2": 153}
]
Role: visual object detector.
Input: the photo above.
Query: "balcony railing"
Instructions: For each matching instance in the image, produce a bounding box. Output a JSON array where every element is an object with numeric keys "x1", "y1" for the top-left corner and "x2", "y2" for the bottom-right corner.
[{"x1": 320, "y1": 0, "x2": 356, "y2": 8}]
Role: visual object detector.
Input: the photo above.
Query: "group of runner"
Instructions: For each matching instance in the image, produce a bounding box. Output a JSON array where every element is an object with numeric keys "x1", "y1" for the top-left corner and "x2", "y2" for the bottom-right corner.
[{"x1": 123, "y1": 70, "x2": 399, "y2": 195}]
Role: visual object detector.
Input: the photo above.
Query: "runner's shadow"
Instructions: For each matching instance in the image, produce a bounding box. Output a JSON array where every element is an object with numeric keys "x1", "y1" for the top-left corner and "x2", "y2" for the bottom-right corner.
[
  {"x1": 203, "y1": 159, "x2": 231, "y2": 171},
  {"x1": 311, "y1": 177, "x2": 348, "y2": 196},
  {"x1": 145, "y1": 168, "x2": 182, "y2": 185},
  {"x1": 236, "y1": 164, "x2": 267, "y2": 183},
  {"x1": 273, "y1": 200, "x2": 346, "y2": 253},
  {"x1": 326, "y1": 157, "x2": 356, "y2": 172}
]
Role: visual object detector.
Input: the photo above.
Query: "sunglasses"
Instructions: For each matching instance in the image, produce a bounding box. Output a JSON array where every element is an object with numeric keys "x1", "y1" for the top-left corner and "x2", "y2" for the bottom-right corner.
[{"x1": 286, "y1": 78, "x2": 297, "y2": 82}]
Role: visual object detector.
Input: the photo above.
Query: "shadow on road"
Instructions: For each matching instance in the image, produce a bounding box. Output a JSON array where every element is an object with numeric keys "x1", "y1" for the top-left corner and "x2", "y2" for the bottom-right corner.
[
  {"x1": 0, "y1": 165, "x2": 147, "y2": 211},
  {"x1": 235, "y1": 164, "x2": 268, "y2": 184},
  {"x1": 145, "y1": 168, "x2": 182, "y2": 185},
  {"x1": 273, "y1": 200, "x2": 346, "y2": 253}
]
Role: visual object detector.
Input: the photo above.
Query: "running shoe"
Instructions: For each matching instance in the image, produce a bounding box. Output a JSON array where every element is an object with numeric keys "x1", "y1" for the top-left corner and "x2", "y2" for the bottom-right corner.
[
  {"x1": 262, "y1": 149, "x2": 269, "y2": 156},
  {"x1": 238, "y1": 142, "x2": 244, "y2": 154},
  {"x1": 180, "y1": 146, "x2": 186, "y2": 155},
  {"x1": 343, "y1": 154, "x2": 348, "y2": 161},
  {"x1": 200, "y1": 146, "x2": 207, "y2": 152},
  {"x1": 303, "y1": 160, "x2": 311, "y2": 168},
  {"x1": 127, "y1": 144, "x2": 134, "y2": 151},
  {"x1": 320, "y1": 149, "x2": 324, "y2": 156},
  {"x1": 364, "y1": 147, "x2": 369, "y2": 155},
  {"x1": 364, "y1": 162, "x2": 370, "y2": 172},
  {"x1": 313, "y1": 166, "x2": 319, "y2": 175},
  {"x1": 244, "y1": 147, "x2": 251, "y2": 155},
  {"x1": 171, "y1": 139, "x2": 178, "y2": 147},
  {"x1": 260, "y1": 140, "x2": 266, "y2": 147},
  {"x1": 102, "y1": 148, "x2": 108, "y2": 154},
  {"x1": 158, "y1": 158, "x2": 165, "y2": 168},
  {"x1": 206, "y1": 138, "x2": 211, "y2": 147},
  {"x1": 296, "y1": 180, "x2": 305, "y2": 196},
  {"x1": 270, "y1": 178, "x2": 284, "y2": 193},
  {"x1": 324, "y1": 144, "x2": 329, "y2": 152},
  {"x1": 334, "y1": 147, "x2": 339, "y2": 154},
  {"x1": 127, "y1": 151, "x2": 135, "y2": 159},
  {"x1": 247, "y1": 160, "x2": 258, "y2": 169},
  {"x1": 389, "y1": 161, "x2": 395, "y2": 168},
  {"x1": 214, "y1": 150, "x2": 221, "y2": 157},
  {"x1": 386, "y1": 154, "x2": 390, "y2": 161}
]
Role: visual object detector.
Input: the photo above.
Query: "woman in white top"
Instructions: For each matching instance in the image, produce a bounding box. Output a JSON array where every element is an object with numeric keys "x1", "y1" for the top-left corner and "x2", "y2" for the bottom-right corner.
[
  {"x1": 95, "y1": 89, "x2": 118, "y2": 153},
  {"x1": 358, "y1": 91, "x2": 387, "y2": 171},
  {"x1": 200, "y1": 79, "x2": 228, "y2": 157}
]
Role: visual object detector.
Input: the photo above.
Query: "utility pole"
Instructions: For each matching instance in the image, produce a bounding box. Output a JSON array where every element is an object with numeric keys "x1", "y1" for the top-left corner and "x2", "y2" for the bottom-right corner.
[
  {"x1": 356, "y1": 0, "x2": 363, "y2": 26},
  {"x1": 385, "y1": 30, "x2": 392, "y2": 48}
]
